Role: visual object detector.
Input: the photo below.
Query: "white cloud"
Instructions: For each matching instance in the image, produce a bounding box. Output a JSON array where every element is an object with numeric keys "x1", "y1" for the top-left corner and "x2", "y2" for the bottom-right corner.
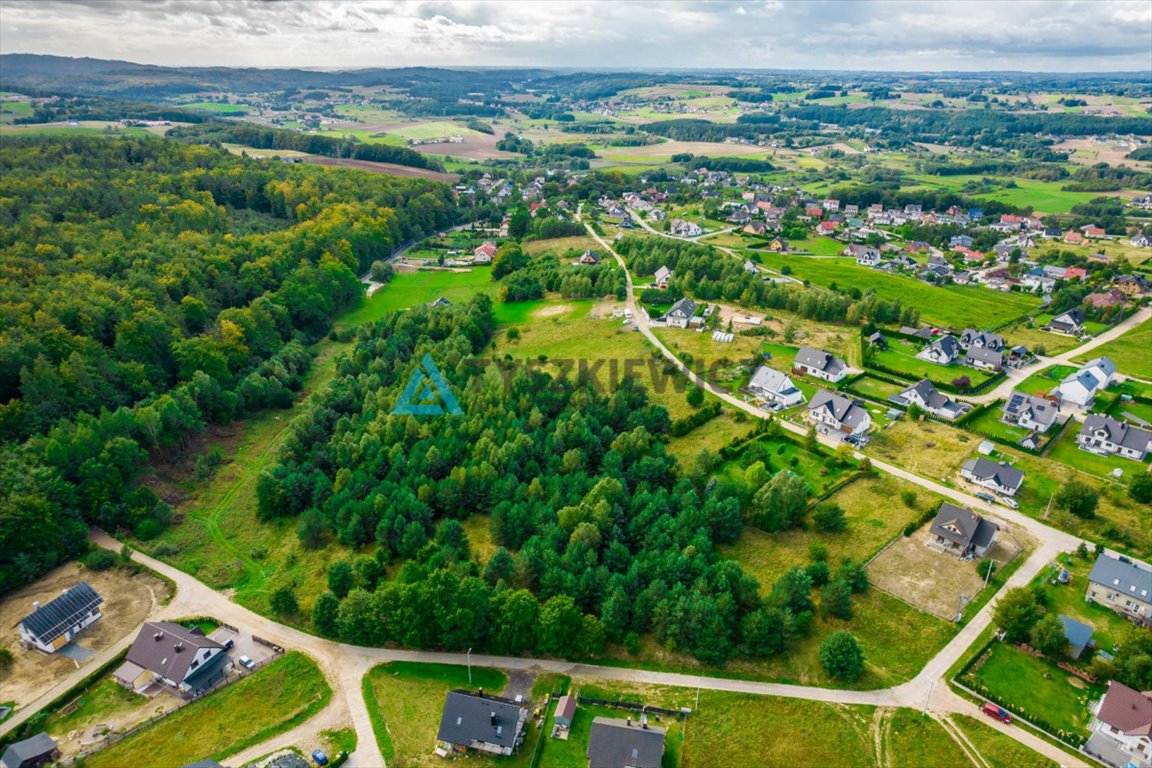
[{"x1": 0, "y1": 0, "x2": 1149, "y2": 71}]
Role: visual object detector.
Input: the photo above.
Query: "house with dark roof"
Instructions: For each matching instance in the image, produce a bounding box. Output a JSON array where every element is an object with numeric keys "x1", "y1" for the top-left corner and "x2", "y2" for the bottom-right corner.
[
  {"x1": 587, "y1": 717, "x2": 666, "y2": 768},
  {"x1": 1001, "y1": 392, "x2": 1061, "y2": 433},
  {"x1": 916, "y1": 335, "x2": 961, "y2": 366},
  {"x1": 960, "y1": 457, "x2": 1025, "y2": 497},
  {"x1": 436, "y1": 689, "x2": 527, "y2": 756},
  {"x1": 806, "y1": 389, "x2": 871, "y2": 436},
  {"x1": 1045, "y1": 307, "x2": 1086, "y2": 336},
  {"x1": 1077, "y1": 415, "x2": 1152, "y2": 462},
  {"x1": 0, "y1": 734, "x2": 57, "y2": 768},
  {"x1": 958, "y1": 329, "x2": 1005, "y2": 352},
  {"x1": 793, "y1": 346, "x2": 847, "y2": 383},
  {"x1": 662, "y1": 297, "x2": 696, "y2": 329},
  {"x1": 1087, "y1": 681, "x2": 1152, "y2": 768},
  {"x1": 1057, "y1": 615, "x2": 1095, "y2": 660},
  {"x1": 114, "y1": 622, "x2": 227, "y2": 695},
  {"x1": 1085, "y1": 553, "x2": 1152, "y2": 627},
  {"x1": 889, "y1": 379, "x2": 967, "y2": 420},
  {"x1": 964, "y1": 347, "x2": 1004, "y2": 371},
  {"x1": 929, "y1": 503, "x2": 999, "y2": 557},
  {"x1": 180, "y1": 761, "x2": 227, "y2": 768},
  {"x1": 18, "y1": 581, "x2": 103, "y2": 654}
]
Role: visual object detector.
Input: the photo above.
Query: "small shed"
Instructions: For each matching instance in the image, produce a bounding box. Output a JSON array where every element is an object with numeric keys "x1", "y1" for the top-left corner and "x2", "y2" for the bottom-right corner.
[
  {"x1": 0, "y1": 733, "x2": 58, "y2": 768},
  {"x1": 554, "y1": 694, "x2": 577, "y2": 728},
  {"x1": 977, "y1": 441, "x2": 996, "y2": 456},
  {"x1": 1058, "y1": 614, "x2": 1095, "y2": 660}
]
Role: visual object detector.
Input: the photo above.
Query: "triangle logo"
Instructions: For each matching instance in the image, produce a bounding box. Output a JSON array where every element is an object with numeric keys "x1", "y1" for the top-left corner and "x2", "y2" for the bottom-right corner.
[{"x1": 391, "y1": 353, "x2": 463, "y2": 416}]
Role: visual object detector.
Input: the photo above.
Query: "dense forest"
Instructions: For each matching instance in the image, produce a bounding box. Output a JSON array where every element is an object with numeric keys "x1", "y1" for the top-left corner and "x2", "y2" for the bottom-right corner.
[
  {"x1": 0, "y1": 136, "x2": 458, "y2": 593},
  {"x1": 257, "y1": 296, "x2": 866, "y2": 666}
]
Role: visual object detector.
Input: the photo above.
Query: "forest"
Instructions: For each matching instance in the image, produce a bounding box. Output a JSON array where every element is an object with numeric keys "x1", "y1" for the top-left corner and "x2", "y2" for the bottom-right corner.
[
  {"x1": 0, "y1": 135, "x2": 459, "y2": 593},
  {"x1": 256, "y1": 296, "x2": 870, "y2": 667}
]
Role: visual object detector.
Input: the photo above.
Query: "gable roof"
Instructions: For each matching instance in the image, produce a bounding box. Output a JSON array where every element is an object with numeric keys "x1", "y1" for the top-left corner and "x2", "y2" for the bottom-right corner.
[
  {"x1": 1, "y1": 733, "x2": 57, "y2": 768},
  {"x1": 665, "y1": 297, "x2": 696, "y2": 319},
  {"x1": 654, "y1": 266, "x2": 672, "y2": 283},
  {"x1": 1081, "y1": 356, "x2": 1117, "y2": 380},
  {"x1": 965, "y1": 347, "x2": 1004, "y2": 366},
  {"x1": 1050, "y1": 307, "x2": 1085, "y2": 327},
  {"x1": 125, "y1": 622, "x2": 223, "y2": 684},
  {"x1": 1087, "y1": 554, "x2": 1152, "y2": 602},
  {"x1": 437, "y1": 690, "x2": 524, "y2": 750},
  {"x1": 924, "y1": 335, "x2": 961, "y2": 359},
  {"x1": 1080, "y1": 415, "x2": 1152, "y2": 452},
  {"x1": 1058, "y1": 615, "x2": 1094, "y2": 656},
  {"x1": 1060, "y1": 368, "x2": 1101, "y2": 395},
  {"x1": 587, "y1": 717, "x2": 666, "y2": 768},
  {"x1": 18, "y1": 581, "x2": 103, "y2": 644},
  {"x1": 962, "y1": 458, "x2": 1025, "y2": 492},
  {"x1": 748, "y1": 366, "x2": 800, "y2": 396},
  {"x1": 1096, "y1": 681, "x2": 1152, "y2": 737},
  {"x1": 807, "y1": 389, "x2": 868, "y2": 429},
  {"x1": 1003, "y1": 392, "x2": 1059, "y2": 427},
  {"x1": 899, "y1": 379, "x2": 956, "y2": 412},
  {"x1": 794, "y1": 346, "x2": 846, "y2": 377},
  {"x1": 930, "y1": 503, "x2": 998, "y2": 549}
]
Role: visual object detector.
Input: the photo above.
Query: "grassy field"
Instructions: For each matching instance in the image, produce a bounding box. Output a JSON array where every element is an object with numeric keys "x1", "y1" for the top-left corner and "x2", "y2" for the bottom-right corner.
[
  {"x1": 522, "y1": 236, "x2": 601, "y2": 256},
  {"x1": 1044, "y1": 422, "x2": 1145, "y2": 480},
  {"x1": 84, "y1": 652, "x2": 330, "y2": 768},
  {"x1": 337, "y1": 268, "x2": 494, "y2": 327},
  {"x1": 363, "y1": 662, "x2": 542, "y2": 768},
  {"x1": 870, "y1": 343, "x2": 997, "y2": 388},
  {"x1": 42, "y1": 678, "x2": 153, "y2": 746},
  {"x1": 845, "y1": 374, "x2": 907, "y2": 402},
  {"x1": 962, "y1": 642, "x2": 1104, "y2": 739},
  {"x1": 963, "y1": 404, "x2": 1033, "y2": 444},
  {"x1": 180, "y1": 101, "x2": 249, "y2": 114},
  {"x1": 1074, "y1": 318, "x2": 1152, "y2": 379},
  {"x1": 1015, "y1": 365, "x2": 1077, "y2": 398},
  {"x1": 754, "y1": 252, "x2": 1040, "y2": 327},
  {"x1": 714, "y1": 433, "x2": 855, "y2": 499},
  {"x1": 952, "y1": 714, "x2": 1059, "y2": 768},
  {"x1": 885, "y1": 710, "x2": 973, "y2": 768}
]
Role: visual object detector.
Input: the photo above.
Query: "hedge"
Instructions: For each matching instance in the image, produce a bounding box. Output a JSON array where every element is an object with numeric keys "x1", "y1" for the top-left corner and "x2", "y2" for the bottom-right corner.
[{"x1": 670, "y1": 401, "x2": 722, "y2": 437}]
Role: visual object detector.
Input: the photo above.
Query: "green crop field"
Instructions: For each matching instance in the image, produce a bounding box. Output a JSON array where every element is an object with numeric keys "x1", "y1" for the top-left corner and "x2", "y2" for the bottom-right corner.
[
  {"x1": 85, "y1": 652, "x2": 330, "y2": 768},
  {"x1": 337, "y1": 269, "x2": 494, "y2": 327},
  {"x1": 1074, "y1": 318, "x2": 1152, "y2": 379},
  {"x1": 179, "y1": 101, "x2": 248, "y2": 114},
  {"x1": 755, "y1": 252, "x2": 1040, "y2": 327}
]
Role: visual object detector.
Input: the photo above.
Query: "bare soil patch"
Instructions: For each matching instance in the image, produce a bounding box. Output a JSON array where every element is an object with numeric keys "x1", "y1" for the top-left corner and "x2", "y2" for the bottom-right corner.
[
  {"x1": 0, "y1": 563, "x2": 172, "y2": 708},
  {"x1": 534, "y1": 304, "x2": 572, "y2": 319},
  {"x1": 868, "y1": 528, "x2": 1023, "y2": 620}
]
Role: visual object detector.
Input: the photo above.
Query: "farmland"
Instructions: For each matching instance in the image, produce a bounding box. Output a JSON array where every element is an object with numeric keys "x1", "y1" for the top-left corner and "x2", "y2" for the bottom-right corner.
[{"x1": 1073, "y1": 317, "x2": 1152, "y2": 379}]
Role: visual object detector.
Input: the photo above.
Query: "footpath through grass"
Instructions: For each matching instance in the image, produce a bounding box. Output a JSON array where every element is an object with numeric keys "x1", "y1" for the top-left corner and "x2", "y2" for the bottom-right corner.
[{"x1": 84, "y1": 652, "x2": 330, "y2": 768}]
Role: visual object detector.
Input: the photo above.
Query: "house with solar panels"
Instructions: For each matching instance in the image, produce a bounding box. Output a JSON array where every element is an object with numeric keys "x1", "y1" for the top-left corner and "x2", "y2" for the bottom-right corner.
[{"x1": 17, "y1": 581, "x2": 103, "y2": 654}]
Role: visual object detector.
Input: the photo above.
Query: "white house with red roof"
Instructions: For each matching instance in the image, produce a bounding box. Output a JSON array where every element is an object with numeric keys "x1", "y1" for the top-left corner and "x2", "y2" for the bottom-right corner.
[{"x1": 1087, "y1": 681, "x2": 1152, "y2": 768}]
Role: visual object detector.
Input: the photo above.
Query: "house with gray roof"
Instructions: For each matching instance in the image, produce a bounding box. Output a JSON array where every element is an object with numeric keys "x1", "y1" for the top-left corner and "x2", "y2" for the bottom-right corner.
[
  {"x1": 1086, "y1": 553, "x2": 1152, "y2": 627},
  {"x1": 587, "y1": 717, "x2": 666, "y2": 768},
  {"x1": 114, "y1": 621, "x2": 227, "y2": 695},
  {"x1": 960, "y1": 457, "x2": 1025, "y2": 497},
  {"x1": 889, "y1": 379, "x2": 967, "y2": 420},
  {"x1": 916, "y1": 335, "x2": 961, "y2": 366},
  {"x1": 806, "y1": 389, "x2": 871, "y2": 436},
  {"x1": 1055, "y1": 358, "x2": 1116, "y2": 407},
  {"x1": 747, "y1": 366, "x2": 805, "y2": 408},
  {"x1": 928, "y1": 503, "x2": 999, "y2": 557},
  {"x1": 793, "y1": 346, "x2": 847, "y2": 383},
  {"x1": 662, "y1": 297, "x2": 696, "y2": 329},
  {"x1": 0, "y1": 734, "x2": 57, "y2": 768},
  {"x1": 1077, "y1": 415, "x2": 1152, "y2": 462},
  {"x1": 653, "y1": 265, "x2": 672, "y2": 289},
  {"x1": 1046, "y1": 307, "x2": 1086, "y2": 336},
  {"x1": 959, "y1": 329, "x2": 1004, "y2": 352},
  {"x1": 436, "y1": 689, "x2": 527, "y2": 756},
  {"x1": 964, "y1": 346, "x2": 1004, "y2": 371},
  {"x1": 1058, "y1": 615, "x2": 1095, "y2": 660},
  {"x1": 1001, "y1": 392, "x2": 1061, "y2": 433},
  {"x1": 18, "y1": 581, "x2": 103, "y2": 654}
]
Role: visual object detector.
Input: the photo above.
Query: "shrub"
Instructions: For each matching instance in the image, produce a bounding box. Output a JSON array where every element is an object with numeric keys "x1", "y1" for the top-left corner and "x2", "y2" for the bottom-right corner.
[
  {"x1": 270, "y1": 586, "x2": 299, "y2": 616},
  {"x1": 819, "y1": 631, "x2": 864, "y2": 681},
  {"x1": 84, "y1": 549, "x2": 117, "y2": 571},
  {"x1": 506, "y1": 327, "x2": 521, "y2": 341},
  {"x1": 812, "y1": 503, "x2": 847, "y2": 533},
  {"x1": 1056, "y1": 480, "x2": 1098, "y2": 519},
  {"x1": 976, "y1": 558, "x2": 997, "y2": 580}
]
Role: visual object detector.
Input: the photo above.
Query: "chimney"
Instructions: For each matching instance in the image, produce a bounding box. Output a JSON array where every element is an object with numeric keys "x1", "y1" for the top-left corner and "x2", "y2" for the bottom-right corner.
[
  {"x1": 641, "y1": 713, "x2": 649, "y2": 730},
  {"x1": 154, "y1": 632, "x2": 163, "y2": 641},
  {"x1": 32, "y1": 601, "x2": 40, "y2": 611},
  {"x1": 489, "y1": 712, "x2": 497, "y2": 727},
  {"x1": 174, "y1": 642, "x2": 184, "y2": 652}
]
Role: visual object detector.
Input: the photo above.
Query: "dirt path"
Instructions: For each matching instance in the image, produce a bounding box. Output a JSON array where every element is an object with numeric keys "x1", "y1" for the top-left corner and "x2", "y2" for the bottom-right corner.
[{"x1": 935, "y1": 713, "x2": 990, "y2": 768}]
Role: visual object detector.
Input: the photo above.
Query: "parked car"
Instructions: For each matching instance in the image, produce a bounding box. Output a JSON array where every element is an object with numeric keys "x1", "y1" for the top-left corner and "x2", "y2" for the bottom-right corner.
[
  {"x1": 222, "y1": 638, "x2": 234, "y2": 651},
  {"x1": 239, "y1": 655, "x2": 255, "y2": 670},
  {"x1": 975, "y1": 492, "x2": 997, "y2": 504},
  {"x1": 311, "y1": 749, "x2": 329, "y2": 766},
  {"x1": 998, "y1": 497, "x2": 1019, "y2": 509},
  {"x1": 982, "y1": 702, "x2": 1011, "y2": 723}
]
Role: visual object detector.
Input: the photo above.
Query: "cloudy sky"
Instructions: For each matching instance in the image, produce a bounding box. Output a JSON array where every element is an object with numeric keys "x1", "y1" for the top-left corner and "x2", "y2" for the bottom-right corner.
[{"x1": 2, "y1": 0, "x2": 1150, "y2": 72}]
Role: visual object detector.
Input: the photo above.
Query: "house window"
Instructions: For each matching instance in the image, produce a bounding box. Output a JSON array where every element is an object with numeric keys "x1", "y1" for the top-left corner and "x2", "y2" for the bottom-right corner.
[{"x1": 190, "y1": 660, "x2": 199, "y2": 670}]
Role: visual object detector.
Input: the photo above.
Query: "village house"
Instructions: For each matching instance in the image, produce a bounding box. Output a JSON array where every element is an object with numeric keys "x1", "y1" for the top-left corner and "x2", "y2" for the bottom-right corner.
[
  {"x1": 662, "y1": 297, "x2": 696, "y2": 329},
  {"x1": 1085, "y1": 553, "x2": 1152, "y2": 627},
  {"x1": 587, "y1": 716, "x2": 666, "y2": 768},
  {"x1": 577, "y1": 250, "x2": 600, "y2": 266},
  {"x1": 1064, "y1": 231, "x2": 1085, "y2": 245},
  {"x1": 1085, "y1": 289, "x2": 1127, "y2": 310},
  {"x1": 436, "y1": 689, "x2": 527, "y2": 757},
  {"x1": 1115, "y1": 274, "x2": 1150, "y2": 297},
  {"x1": 916, "y1": 335, "x2": 962, "y2": 366},
  {"x1": 806, "y1": 389, "x2": 872, "y2": 436},
  {"x1": 889, "y1": 379, "x2": 967, "y2": 420},
  {"x1": 1055, "y1": 357, "x2": 1116, "y2": 406},
  {"x1": 1077, "y1": 415, "x2": 1152, "y2": 462},
  {"x1": 1082, "y1": 225, "x2": 1108, "y2": 239},
  {"x1": 743, "y1": 220, "x2": 768, "y2": 236},
  {"x1": 1087, "y1": 681, "x2": 1152, "y2": 768},
  {"x1": 928, "y1": 503, "x2": 999, "y2": 558},
  {"x1": 1045, "y1": 307, "x2": 1087, "y2": 336},
  {"x1": 670, "y1": 219, "x2": 703, "y2": 237},
  {"x1": 1131, "y1": 233, "x2": 1151, "y2": 247},
  {"x1": 1001, "y1": 392, "x2": 1061, "y2": 433},
  {"x1": 647, "y1": 208, "x2": 667, "y2": 222},
  {"x1": 653, "y1": 266, "x2": 672, "y2": 289},
  {"x1": 767, "y1": 236, "x2": 789, "y2": 252},
  {"x1": 960, "y1": 457, "x2": 1025, "y2": 497},
  {"x1": 747, "y1": 366, "x2": 805, "y2": 408},
  {"x1": 845, "y1": 244, "x2": 881, "y2": 266},
  {"x1": 0, "y1": 734, "x2": 58, "y2": 768},
  {"x1": 793, "y1": 346, "x2": 848, "y2": 383},
  {"x1": 113, "y1": 622, "x2": 227, "y2": 696},
  {"x1": 17, "y1": 581, "x2": 103, "y2": 654},
  {"x1": 958, "y1": 329, "x2": 1004, "y2": 352},
  {"x1": 965, "y1": 347, "x2": 1004, "y2": 370},
  {"x1": 816, "y1": 220, "x2": 838, "y2": 235}
]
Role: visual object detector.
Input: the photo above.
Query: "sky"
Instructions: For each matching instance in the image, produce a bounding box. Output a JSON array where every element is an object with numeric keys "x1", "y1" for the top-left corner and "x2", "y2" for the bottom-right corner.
[{"x1": 2, "y1": 0, "x2": 1151, "y2": 72}]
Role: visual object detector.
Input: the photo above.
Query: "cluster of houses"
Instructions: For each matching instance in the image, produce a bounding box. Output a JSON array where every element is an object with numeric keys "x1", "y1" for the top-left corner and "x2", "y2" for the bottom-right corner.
[
  {"x1": 435, "y1": 688, "x2": 667, "y2": 768},
  {"x1": 910, "y1": 326, "x2": 1025, "y2": 372}
]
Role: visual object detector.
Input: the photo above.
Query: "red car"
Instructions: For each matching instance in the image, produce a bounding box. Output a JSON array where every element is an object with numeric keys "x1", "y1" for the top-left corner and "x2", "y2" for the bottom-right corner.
[{"x1": 982, "y1": 702, "x2": 1012, "y2": 723}]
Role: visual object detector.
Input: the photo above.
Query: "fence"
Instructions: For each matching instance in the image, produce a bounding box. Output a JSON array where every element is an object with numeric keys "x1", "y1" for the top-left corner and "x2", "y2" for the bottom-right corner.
[
  {"x1": 253, "y1": 636, "x2": 286, "y2": 654},
  {"x1": 576, "y1": 696, "x2": 689, "y2": 719}
]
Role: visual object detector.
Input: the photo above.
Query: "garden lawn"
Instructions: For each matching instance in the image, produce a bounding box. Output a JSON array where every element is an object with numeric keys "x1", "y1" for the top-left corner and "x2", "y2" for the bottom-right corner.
[
  {"x1": 844, "y1": 374, "x2": 907, "y2": 403},
  {"x1": 363, "y1": 662, "x2": 542, "y2": 768},
  {"x1": 1032, "y1": 554, "x2": 1142, "y2": 653},
  {"x1": 1074, "y1": 318, "x2": 1152, "y2": 379},
  {"x1": 870, "y1": 344, "x2": 996, "y2": 389},
  {"x1": 754, "y1": 252, "x2": 1040, "y2": 327},
  {"x1": 1015, "y1": 365, "x2": 1077, "y2": 398},
  {"x1": 42, "y1": 678, "x2": 151, "y2": 742},
  {"x1": 1045, "y1": 423, "x2": 1148, "y2": 480},
  {"x1": 963, "y1": 403, "x2": 1033, "y2": 444},
  {"x1": 336, "y1": 268, "x2": 493, "y2": 327},
  {"x1": 84, "y1": 652, "x2": 330, "y2": 768},
  {"x1": 962, "y1": 642, "x2": 1104, "y2": 740}
]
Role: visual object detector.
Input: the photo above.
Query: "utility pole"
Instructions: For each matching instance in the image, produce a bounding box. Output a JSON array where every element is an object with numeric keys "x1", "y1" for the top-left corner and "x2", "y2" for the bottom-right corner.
[
  {"x1": 467, "y1": 648, "x2": 472, "y2": 685},
  {"x1": 923, "y1": 679, "x2": 936, "y2": 715}
]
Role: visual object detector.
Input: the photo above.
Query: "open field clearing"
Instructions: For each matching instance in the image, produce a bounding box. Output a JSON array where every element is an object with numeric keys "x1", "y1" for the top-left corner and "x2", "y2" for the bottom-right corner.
[
  {"x1": 83, "y1": 652, "x2": 329, "y2": 768},
  {"x1": 952, "y1": 714, "x2": 1059, "y2": 768},
  {"x1": 338, "y1": 269, "x2": 493, "y2": 327},
  {"x1": 300, "y1": 155, "x2": 460, "y2": 182},
  {"x1": 0, "y1": 120, "x2": 155, "y2": 138},
  {"x1": 1072, "y1": 318, "x2": 1152, "y2": 379},
  {"x1": 0, "y1": 563, "x2": 172, "y2": 709}
]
